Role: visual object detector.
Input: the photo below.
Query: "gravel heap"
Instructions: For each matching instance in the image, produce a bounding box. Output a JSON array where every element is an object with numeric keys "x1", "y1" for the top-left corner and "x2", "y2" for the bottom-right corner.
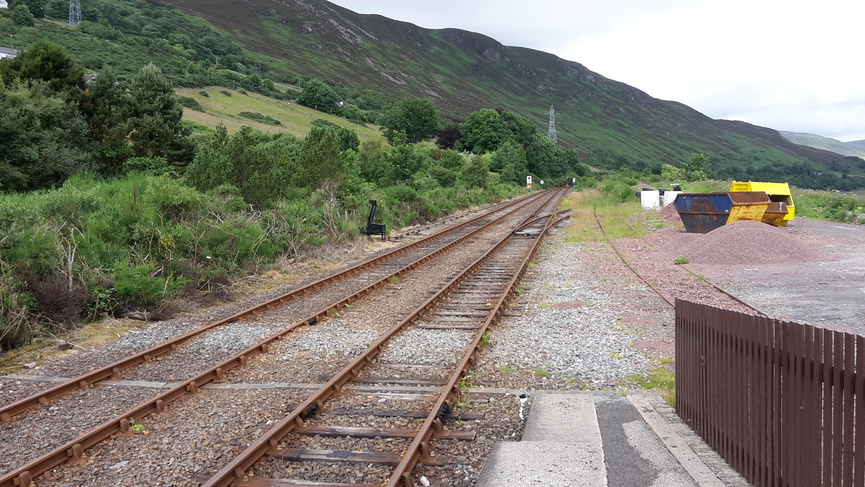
[{"x1": 672, "y1": 220, "x2": 826, "y2": 265}]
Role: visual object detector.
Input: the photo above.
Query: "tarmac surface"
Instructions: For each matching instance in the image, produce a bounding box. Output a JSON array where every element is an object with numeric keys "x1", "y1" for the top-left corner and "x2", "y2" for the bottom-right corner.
[{"x1": 475, "y1": 392, "x2": 750, "y2": 487}]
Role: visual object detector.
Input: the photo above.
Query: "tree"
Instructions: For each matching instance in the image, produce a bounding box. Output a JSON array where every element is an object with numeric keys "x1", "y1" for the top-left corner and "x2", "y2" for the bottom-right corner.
[
  {"x1": 460, "y1": 154, "x2": 490, "y2": 189},
  {"x1": 387, "y1": 130, "x2": 421, "y2": 184},
  {"x1": 0, "y1": 40, "x2": 84, "y2": 95},
  {"x1": 492, "y1": 139, "x2": 528, "y2": 185},
  {"x1": 125, "y1": 63, "x2": 194, "y2": 163},
  {"x1": 0, "y1": 79, "x2": 96, "y2": 191},
  {"x1": 79, "y1": 70, "x2": 134, "y2": 174},
  {"x1": 10, "y1": 0, "x2": 46, "y2": 18},
  {"x1": 357, "y1": 139, "x2": 392, "y2": 185},
  {"x1": 682, "y1": 152, "x2": 715, "y2": 181},
  {"x1": 381, "y1": 98, "x2": 440, "y2": 144},
  {"x1": 297, "y1": 78, "x2": 341, "y2": 114},
  {"x1": 11, "y1": 4, "x2": 35, "y2": 25},
  {"x1": 458, "y1": 109, "x2": 511, "y2": 153},
  {"x1": 300, "y1": 125, "x2": 344, "y2": 189},
  {"x1": 500, "y1": 110, "x2": 538, "y2": 148},
  {"x1": 185, "y1": 125, "x2": 302, "y2": 207},
  {"x1": 310, "y1": 119, "x2": 359, "y2": 152}
]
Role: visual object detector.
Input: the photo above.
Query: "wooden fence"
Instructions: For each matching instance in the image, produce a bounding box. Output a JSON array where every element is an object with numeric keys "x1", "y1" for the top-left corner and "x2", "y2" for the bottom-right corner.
[{"x1": 675, "y1": 299, "x2": 864, "y2": 486}]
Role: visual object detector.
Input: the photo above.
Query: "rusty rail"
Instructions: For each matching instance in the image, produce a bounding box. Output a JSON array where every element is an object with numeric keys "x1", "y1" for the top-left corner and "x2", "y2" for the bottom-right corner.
[
  {"x1": 0, "y1": 193, "x2": 544, "y2": 424},
  {"x1": 201, "y1": 187, "x2": 570, "y2": 486},
  {"x1": 0, "y1": 191, "x2": 553, "y2": 487}
]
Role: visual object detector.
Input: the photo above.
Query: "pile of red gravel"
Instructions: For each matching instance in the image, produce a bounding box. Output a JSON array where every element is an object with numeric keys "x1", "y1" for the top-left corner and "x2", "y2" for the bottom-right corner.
[
  {"x1": 660, "y1": 203, "x2": 682, "y2": 225},
  {"x1": 666, "y1": 220, "x2": 826, "y2": 265}
]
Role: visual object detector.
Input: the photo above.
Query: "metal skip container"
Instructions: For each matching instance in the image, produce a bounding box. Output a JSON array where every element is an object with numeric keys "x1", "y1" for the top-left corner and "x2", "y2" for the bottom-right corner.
[
  {"x1": 674, "y1": 191, "x2": 774, "y2": 233},
  {"x1": 729, "y1": 181, "x2": 795, "y2": 225}
]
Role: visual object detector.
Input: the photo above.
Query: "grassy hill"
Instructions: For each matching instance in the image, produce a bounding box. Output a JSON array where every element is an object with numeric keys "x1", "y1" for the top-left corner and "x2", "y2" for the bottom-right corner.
[
  {"x1": 178, "y1": 87, "x2": 385, "y2": 141},
  {"x1": 781, "y1": 132, "x2": 865, "y2": 159},
  {"x1": 1, "y1": 0, "x2": 863, "y2": 188},
  {"x1": 156, "y1": 0, "x2": 865, "y2": 188}
]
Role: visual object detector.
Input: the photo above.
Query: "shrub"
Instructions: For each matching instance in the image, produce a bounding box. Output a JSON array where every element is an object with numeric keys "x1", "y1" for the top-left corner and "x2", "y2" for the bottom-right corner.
[
  {"x1": 178, "y1": 96, "x2": 204, "y2": 112},
  {"x1": 112, "y1": 262, "x2": 184, "y2": 310},
  {"x1": 123, "y1": 156, "x2": 172, "y2": 176},
  {"x1": 238, "y1": 111, "x2": 281, "y2": 125}
]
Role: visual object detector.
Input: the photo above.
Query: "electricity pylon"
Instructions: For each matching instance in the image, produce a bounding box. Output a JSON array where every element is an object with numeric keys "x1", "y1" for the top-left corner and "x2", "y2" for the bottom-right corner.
[{"x1": 69, "y1": 0, "x2": 82, "y2": 27}]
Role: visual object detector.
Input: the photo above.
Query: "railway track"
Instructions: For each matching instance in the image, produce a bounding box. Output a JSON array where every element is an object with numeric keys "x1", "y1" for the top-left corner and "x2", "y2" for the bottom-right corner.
[
  {"x1": 591, "y1": 210, "x2": 769, "y2": 316},
  {"x1": 0, "y1": 188, "x2": 569, "y2": 487}
]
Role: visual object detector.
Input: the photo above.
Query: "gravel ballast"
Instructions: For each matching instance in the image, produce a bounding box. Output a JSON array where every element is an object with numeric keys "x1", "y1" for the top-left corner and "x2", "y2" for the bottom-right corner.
[{"x1": 2, "y1": 195, "x2": 862, "y2": 486}]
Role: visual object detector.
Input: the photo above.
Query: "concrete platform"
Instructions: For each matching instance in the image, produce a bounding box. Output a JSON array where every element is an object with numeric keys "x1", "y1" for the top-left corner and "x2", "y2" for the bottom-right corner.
[
  {"x1": 476, "y1": 393, "x2": 606, "y2": 486},
  {"x1": 476, "y1": 392, "x2": 747, "y2": 487}
]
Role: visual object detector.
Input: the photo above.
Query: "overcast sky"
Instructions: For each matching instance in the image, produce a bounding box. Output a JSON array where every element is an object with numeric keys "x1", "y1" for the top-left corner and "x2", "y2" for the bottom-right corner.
[{"x1": 328, "y1": 0, "x2": 864, "y2": 142}]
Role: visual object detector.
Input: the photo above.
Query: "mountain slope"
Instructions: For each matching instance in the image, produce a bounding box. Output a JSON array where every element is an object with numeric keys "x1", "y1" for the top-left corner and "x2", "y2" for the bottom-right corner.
[
  {"x1": 156, "y1": 0, "x2": 863, "y2": 188},
  {"x1": 781, "y1": 132, "x2": 865, "y2": 159}
]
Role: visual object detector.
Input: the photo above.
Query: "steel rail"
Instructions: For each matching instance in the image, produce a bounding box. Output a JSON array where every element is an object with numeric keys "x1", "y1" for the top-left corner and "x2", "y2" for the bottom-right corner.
[
  {"x1": 593, "y1": 210, "x2": 770, "y2": 316},
  {"x1": 0, "y1": 192, "x2": 553, "y2": 487},
  {"x1": 614, "y1": 213, "x2": 770, "y2": 317},
  {"x1": 0, "y1": 192, "x2": 545, "y2": 424},
  {"x1": 199, "y1": 187, "x2": 569, "y2": 487},
  {"x1": 388, "y1": 187, "x2": 569, "y2": 486},
  {"x1": 593, "y1": 210, "x2": 676, "y2": 307}
]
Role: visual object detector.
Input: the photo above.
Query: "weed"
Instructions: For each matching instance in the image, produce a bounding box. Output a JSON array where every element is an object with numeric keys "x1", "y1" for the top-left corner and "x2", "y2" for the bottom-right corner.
[
  {"x1": 531, "y1": 365, "x2": 552, "y2": 378},
  {"x1": 695, "y1": 275, "x2": 706, "y2": 282},
  {"x1": 498, "y1": 365, "x2": 515, "y2": 377},
  {"x1": 129, "y1": 419, "x2": 147, "y2": 433},
  {"x1": 479, "y1": 332, "x2": 491, "y2": 348},
  {"x1": 633, "y1": 367, "x2": 676, "y2": 408},
  {"x1": 674, "y1": 256, "x2": 689, "y2": 265},
  {"x1": 458, "y1": 370, "x2": 478, "y2": 389}
]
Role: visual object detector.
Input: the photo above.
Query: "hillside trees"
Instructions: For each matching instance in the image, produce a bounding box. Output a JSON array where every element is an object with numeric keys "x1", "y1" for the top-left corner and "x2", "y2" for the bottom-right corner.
[
  {"x1": 298, "y1": 78, "x2": 341, "y2": 114},
  {"x1": 447, "y1": 107, "x2": 586, "y2": 181},
  {"x1": 126, "y1": 63, "x2": 194, "y2": 163},
  {"x1": 381, "y1": 97, "x2": 441, "y2": 144},
  {"x1": 459, "y1": 108, "x2": 511, "y2": 153},
  {"x1": 682, "y1": 152, "x2": 715, "y2": 181},
  {"x1": 186, "y1": 125, "x2": 302, "y2": 208},
  {"x1": 0, "y1": 40, "x2": 84, "y2": 96},
  {"x1": 0, "y1": 79, "x2": 96, "y2": 191}
]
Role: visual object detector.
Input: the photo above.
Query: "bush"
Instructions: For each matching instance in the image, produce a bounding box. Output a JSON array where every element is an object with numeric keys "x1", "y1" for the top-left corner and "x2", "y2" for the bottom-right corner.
[
  {"x1": 112, "y1": 262, "x2": 184, "y2": 310},
  {"x1": 178, "y1": 96, "x2": 204, "y2": 112},
  {"x1": 123, "y1": 156, "x2": 172, "y2": 176},
  {"x1": 238, "y1": 111, "x2": 281, "y2": 125}
]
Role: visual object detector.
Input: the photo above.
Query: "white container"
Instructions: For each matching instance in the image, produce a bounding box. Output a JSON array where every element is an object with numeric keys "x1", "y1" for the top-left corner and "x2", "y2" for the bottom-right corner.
[
  {"x1": 663, "y1": 191, "x2": 683, "y2": 207},
  {"x1": 640, "y1": 190, "x2": 660, "y2": 210}
]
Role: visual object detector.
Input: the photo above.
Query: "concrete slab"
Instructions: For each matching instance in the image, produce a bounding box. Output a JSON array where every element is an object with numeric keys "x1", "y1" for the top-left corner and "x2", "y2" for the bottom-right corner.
[
  {"x1": 522, "y1": 392, "x2": 601, "y2": 443},
  {"x1": 476, "y1": 392, "x2": 607, "y2": 486},
  {"x1": 475, "y1": 441, "x2": 606, "y2": 486}
]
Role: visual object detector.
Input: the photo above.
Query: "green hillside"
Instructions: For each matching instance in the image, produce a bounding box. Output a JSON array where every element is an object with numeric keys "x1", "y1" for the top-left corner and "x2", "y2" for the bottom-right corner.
[
  {"x1": 781, "y1": 131, "x2": 865, "y2": 160},
  {"x1": 1, "y1": 0, "x2": 863, "y2": 188}
]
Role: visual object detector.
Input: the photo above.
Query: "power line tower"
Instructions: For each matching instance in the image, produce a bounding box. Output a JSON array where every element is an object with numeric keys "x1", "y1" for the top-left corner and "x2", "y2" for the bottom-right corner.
[
  {"x1": 548, "y1": 105, "x2": 557, "y2": 144},
  {"x1": 68, "y1": 0, "x2": 82, "y2": 27}
]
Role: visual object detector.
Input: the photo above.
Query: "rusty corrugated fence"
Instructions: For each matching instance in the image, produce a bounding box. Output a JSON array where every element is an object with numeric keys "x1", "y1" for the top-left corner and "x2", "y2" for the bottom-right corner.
[{"x1": 676, "y1": 299, "x2": 865, "y2": 487}]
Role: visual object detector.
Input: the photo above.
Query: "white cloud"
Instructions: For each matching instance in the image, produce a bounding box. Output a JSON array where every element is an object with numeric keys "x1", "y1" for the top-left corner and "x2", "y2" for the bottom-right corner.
[{"x1": 330, "y1": 0, "x2": 865, "y2": 141}]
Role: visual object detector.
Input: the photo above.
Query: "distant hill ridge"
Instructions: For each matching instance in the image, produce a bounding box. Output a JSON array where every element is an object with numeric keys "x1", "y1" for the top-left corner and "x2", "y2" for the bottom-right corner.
[
  {"x1": 156, "y1": 0, "x2": 864, "y2": 188},
  {"x1": 780, "y1": 132, "x2": 865, "y2": 159}
]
